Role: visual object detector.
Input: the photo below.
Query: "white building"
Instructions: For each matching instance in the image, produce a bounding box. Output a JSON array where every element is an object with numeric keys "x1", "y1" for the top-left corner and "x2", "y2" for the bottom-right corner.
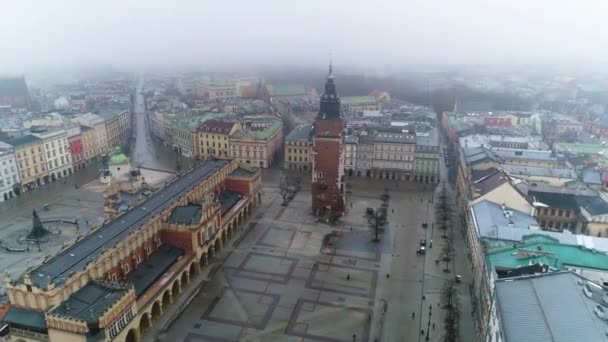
[
  {"x1": 31, "y1": 126, "x2": 72, "y2": 181},
  {"x1": 0, "y1": 142, "x2": 20, "y2": 202},
  {"x1": 344, "y1": 135, "x2": 358, "y2": 175}
]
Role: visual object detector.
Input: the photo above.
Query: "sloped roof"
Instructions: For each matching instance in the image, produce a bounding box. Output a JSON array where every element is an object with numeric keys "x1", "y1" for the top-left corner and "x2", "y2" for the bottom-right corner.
[
  {"x1": 286, "y1": 124, "x2": 313, "y2": 141},
  {"x1": 471, "y1": 200, "x2": 538, "y2": 238},
  {"x1": 6, "y1": 134, "x2": 41, "y2": 147},
  {"x1": 495, "y1": 272, "x2": 608, "y2": 342},
  {"x1": 50, "y1": 281, "x2": 128, "y2": 323},
  {"x1": 194, "y1": 119, "x2": 237, "y2": 134},
  {"x1": 26, "y1": 160, "x2": 229, "y2": 290}
]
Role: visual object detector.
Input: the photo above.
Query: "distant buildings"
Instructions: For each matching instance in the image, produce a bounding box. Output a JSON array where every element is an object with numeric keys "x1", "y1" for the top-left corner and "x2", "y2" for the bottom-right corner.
[
  {"x1": 340, "y1": 96, "x2": 380, "y2": 116},
  {"x1": 0, "y1": 77, "x2": 31, "y2": 113},
  {"x1": 195, "y1": 78, "x2": 237, "y2": 101},
  {"x1": 266, "y1": 84, "x2": 318, "y2": 104}
]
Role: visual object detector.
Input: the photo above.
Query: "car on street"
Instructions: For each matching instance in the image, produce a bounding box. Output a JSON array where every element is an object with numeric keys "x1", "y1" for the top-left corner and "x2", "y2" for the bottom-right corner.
[
  {"x1": 416, "y1": 246, "x2": 426, "y2": 255},
  {"x1": 420, "y1": 239, "x2": 426, "y2": 247}
]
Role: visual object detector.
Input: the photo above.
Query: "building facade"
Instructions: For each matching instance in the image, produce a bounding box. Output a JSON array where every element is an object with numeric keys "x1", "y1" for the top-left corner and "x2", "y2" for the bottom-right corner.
[
  {"x1": 229, "y1": 118, "x2": 283, "y2": 168},
  {"x1": 11, "y1": 135, "x2": 48, "y2": 190},
  {"x1": 31, "y1": 127, "x2": 72, "y2": 180},
  {"x1": 312, "y1": 65, "x2": 345, "y2": 219},
  {"x1": 67, "y1": 125, "x2": 85, "y2": 170},
  {"x1": 344, "y1": 136, "x2": 358, "y2": 175},
  {"x1": 2, "y1": 159, "x2": 262, "y2": 342},
  {"x1": 192, "y1": 120, "x2": 241, "y2": 160},
  {"x1": 72, "y1": 113, "x2": 109, "y2": 159},
  {"x1": 195, "y1": 79, "x2": 236, "y2": 101},
  {"x1": 414, "y1": 131, "x2": 440, "y2": 183},
  {"x1": 284, "y1": 124, "x2": 313, "y2": 172},
  {"x1": 370, "y1": 131, "x2": 416, "y2": 180},
  {"x1": 0, "y1": 141, "x2": 20, "y2": 201},
  {"x1": 100, "y1": 109, "x2": 131, "y2": 149}
]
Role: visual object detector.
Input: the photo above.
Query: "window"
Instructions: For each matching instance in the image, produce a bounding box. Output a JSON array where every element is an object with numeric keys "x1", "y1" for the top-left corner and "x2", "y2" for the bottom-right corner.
[
  {"x1": 550, "y1": 209, "x2": 556, "y2": 216},
  {"x1": 558, "y1": 210, "x2": 563, "y2": 217}
]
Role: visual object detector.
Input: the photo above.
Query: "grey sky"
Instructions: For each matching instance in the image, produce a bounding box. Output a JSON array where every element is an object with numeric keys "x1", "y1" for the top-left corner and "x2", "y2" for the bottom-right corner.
[{"x1": 2, "y1": 0, "x2": 608, "y2": 72}]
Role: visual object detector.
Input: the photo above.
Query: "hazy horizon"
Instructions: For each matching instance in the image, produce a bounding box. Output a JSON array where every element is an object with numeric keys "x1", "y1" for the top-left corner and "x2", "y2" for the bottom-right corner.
[{"x1": 2, "y1": 0, "x2": 608, "y2": 74}]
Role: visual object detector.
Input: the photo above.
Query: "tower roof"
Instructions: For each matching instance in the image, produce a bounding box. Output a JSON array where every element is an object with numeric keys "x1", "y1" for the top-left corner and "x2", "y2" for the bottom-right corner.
[{"x1": 318, "y1": 61, "x2": 341, "y2": 119}]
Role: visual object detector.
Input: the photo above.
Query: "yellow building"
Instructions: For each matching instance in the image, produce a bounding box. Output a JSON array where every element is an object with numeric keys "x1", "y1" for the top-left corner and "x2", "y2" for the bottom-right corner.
[
  {"x1": 11, "y1": 134, "x2": 48, "y2": 190},
  {"x1": 72, "y1": 113, "x2": 110, "y2": 159},
  {"x1": 79, "y1": 125, "x2": 97, "y2": 161},
  {"x1": 284, "y1": 124, "x2": 313, "y2": 172},
  {"x1": 2, "y1": 159, "x2": 262, "y2": 342},
  {"x1": 192, "y1": 120, "x2": 241, "y2": 160}
]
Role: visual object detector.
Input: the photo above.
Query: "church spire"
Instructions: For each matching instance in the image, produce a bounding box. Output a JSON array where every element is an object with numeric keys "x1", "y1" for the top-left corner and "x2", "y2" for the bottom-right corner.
[{"x1": 318, "y1": 60, "x2": 341, "y2": 119}]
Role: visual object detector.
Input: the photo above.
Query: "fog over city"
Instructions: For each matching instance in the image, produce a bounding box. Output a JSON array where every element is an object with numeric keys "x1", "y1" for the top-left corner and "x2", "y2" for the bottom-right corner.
[{"x1": 2, "y1": 0, "x2": 608, "y2": 72}]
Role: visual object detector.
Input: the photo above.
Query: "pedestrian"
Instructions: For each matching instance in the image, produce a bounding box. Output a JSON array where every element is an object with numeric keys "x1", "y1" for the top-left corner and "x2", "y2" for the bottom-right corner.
[
  {"x1": 432, "y1": 322, "x2": 435, "y2": 330},
  {"x1": 422, "y1": 295, "x2": 426, "y2": 300},
  {"x1": 412, "y1": 312, "x2": 415, "y2": 318}
]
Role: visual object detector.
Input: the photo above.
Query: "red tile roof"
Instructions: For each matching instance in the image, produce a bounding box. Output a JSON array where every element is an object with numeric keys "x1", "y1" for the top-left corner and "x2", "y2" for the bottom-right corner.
[{"x1": 195, "y1": 120, "x2": 237, "y2": 133}]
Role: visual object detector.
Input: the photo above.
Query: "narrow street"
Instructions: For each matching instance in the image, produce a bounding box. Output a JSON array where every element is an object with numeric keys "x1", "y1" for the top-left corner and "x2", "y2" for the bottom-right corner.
[{"x1": 131, "y1": 74, "x2": 190, "y2": 172}]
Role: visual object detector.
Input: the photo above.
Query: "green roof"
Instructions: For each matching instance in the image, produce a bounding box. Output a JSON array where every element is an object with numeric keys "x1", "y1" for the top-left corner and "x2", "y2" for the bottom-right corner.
[
  {"x1": 3, "y1": 306, "x2": 47, "y2": 330},
  {"x1": 341, "y1": 96, "x2": 377, "y2": 105},
  {"x1": 232, "y1": 120, "x2": 282, "y2": 141},
  {"x1": 267, "y1": 84, "x2": 307, "y2": 97},
  {"x1": 109, "y1": 153, "x2": 129, "y2": 165},
  {"x1": 558, "y1": 143, "x2": 608, "y2": 155},
  {"x1": 486, "y1": 241, "x2": 608, "y2": 272},
  {"x1": 172, "y1": 112, "x2": 229, "y2": 130},
  {"x1": 6, "y1": 134, "x2": 41, "y2": 147}
]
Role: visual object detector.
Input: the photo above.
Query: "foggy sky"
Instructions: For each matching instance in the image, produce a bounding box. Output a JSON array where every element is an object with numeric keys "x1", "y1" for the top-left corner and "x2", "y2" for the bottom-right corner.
[{"x1": 2, "y1": 0, "x2": 608, "y2": 73}]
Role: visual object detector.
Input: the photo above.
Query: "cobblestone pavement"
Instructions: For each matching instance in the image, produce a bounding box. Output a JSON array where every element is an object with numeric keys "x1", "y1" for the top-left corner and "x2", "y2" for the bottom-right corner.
[{"x1": 159, "y1": 168, "x2": 468, "y2": 342}]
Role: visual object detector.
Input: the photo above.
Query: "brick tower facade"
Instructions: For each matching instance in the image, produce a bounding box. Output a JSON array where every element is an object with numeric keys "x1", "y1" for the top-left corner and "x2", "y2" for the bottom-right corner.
[{"x1": 312, "y1": 63, "x2": 345, "y2": 219}]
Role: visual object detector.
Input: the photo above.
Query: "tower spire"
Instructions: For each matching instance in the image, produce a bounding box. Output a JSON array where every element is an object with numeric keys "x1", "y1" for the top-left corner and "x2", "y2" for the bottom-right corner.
[{"x1": 329, "y1": 59, "x2": 333, "y2": 77}]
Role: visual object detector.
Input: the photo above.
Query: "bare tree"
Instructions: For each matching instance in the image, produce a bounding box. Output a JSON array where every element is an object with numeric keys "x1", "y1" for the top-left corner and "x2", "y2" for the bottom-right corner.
[
  {"x1": 367, "y1": 208, "x2": 386, "y2": 242},
  {"x1": 441, "y1": 280, "x2": 460, "y2": 342}
]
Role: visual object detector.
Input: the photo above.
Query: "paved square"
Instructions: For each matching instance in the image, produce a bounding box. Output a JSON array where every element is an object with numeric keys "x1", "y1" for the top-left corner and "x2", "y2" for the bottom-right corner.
[
  {"x1": 200, "y1": 287, "x2": 279, "y2": 329},
  {"x1": 232, "y1": 252, "x2": 298, "y2": 284},
  {"x1": 306, "y1": 262, "x2": 377, "y2": 298},
  {"x1": 286, "y1": 299, "x2": 371, "y2": 342},
  {"x1": 255, "y1": 226, "x2": 297, "y2": 248},
  {"x1": 162, "y1": 173, "x2": 444, "y2": 342}
]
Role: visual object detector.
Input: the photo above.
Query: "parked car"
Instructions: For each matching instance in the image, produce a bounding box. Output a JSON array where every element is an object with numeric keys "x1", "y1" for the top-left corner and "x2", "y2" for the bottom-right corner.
[
  {"x1": 420, "y1": 239, "x2": 427, "y2": 247},
  {"x1": 416, "y1": 246, "x2": 426, "y2": 255}
]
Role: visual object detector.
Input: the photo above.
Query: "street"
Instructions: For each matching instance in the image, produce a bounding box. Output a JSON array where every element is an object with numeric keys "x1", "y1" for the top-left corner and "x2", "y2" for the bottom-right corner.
[{"x1": 131, "y1": 74, "x2": 191, "y2": 172}]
